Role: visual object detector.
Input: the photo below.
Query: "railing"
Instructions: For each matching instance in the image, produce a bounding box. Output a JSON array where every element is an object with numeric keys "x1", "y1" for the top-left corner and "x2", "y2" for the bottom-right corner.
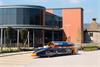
[{"x1": 0, "y1": 25, "x2": 62, "y2": 30}]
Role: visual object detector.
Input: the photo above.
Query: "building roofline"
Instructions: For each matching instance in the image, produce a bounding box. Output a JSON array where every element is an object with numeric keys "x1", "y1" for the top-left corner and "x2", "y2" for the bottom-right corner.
[
  {"x1": 0, "y1": 5, "x2": 45, "y2": 9},
  {"x1": 46, "y1": 7, "x2": 83, "y2": 10}
]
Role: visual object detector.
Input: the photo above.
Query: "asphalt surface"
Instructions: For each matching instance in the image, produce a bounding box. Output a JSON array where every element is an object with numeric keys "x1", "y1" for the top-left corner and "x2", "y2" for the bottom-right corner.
[{"x1": 0, "y1": 50, "x2": 100, "y2": 67}]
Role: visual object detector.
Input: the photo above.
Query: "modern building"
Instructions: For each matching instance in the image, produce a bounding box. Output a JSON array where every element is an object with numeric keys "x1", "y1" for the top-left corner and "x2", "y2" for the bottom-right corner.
[{"x1": 0, "y1": 5, "x2": 83, "y2": 47}]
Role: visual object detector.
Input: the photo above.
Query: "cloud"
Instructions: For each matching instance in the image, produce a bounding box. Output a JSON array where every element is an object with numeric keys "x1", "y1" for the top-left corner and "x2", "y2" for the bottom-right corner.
[
  {"x1": 32, "y1": 0, "x2": 50, "y2": 3},
  {"x1": 67, "y1": 0, "x2": 87, "y2": 4},
  {"x1": 39, "y1": 0, "x2": 50, "y2": 2},
  {"x1": 85, "y1": 9, "x2": 94, "y2": 14},
  {"x1": 39, "y1": 0, "x2": 81, "y2": 3},
  {"x1": 68, "y1": 0, "x2": 81, "y2": 4},
  {"x1": 0, "y1": 0, "x2": 3, "y2": 5},
  {"x1": 32, "y1": 0, "x2": 85, "y2": 4}
]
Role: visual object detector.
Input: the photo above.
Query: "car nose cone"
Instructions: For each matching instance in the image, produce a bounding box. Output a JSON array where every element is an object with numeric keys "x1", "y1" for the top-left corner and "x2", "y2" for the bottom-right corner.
[{"x1": 31, "y1": 53, "x2": 37, "y2": 56}]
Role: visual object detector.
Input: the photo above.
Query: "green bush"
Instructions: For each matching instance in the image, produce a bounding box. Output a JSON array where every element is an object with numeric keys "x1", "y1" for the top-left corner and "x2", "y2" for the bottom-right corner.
[
  {"x1": 81, "y1": 45, "x2": 99, "y2": 51},
  {"x1": 0, "y1": 48, "x2": 20, "y2": 53},
  {"x1": 0, "y1": 47, "x2": 34, "y2": 53}
]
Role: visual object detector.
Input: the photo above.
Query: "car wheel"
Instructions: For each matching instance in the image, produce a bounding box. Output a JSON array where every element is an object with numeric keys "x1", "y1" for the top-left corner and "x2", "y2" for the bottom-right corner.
[
  {"x1": 65, "y1": 48, "x2": 72, "y2": 55},
  {"x1": 45, "y1": 51, "x2": 53, "y2": 57},
  {"x1": 72, "y1": 49, "x2": 78, "y2": 55}
]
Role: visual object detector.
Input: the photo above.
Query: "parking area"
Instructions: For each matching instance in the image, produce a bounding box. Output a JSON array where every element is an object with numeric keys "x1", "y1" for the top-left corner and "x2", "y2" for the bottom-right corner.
[{"x1": 0, "y1": 50, "x2": 100, "y2": 67}]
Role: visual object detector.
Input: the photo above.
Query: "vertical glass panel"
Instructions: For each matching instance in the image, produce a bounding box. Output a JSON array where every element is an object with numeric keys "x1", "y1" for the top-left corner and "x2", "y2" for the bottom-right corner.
[
  {"x1": 17, "y1": 8, "x2": 24, "y2": 24},
  {"x1": 0, "y1": 14, "x2": 3, "y2": 25},
  {"x1": 30, "y1": 8, "x2": 43, "y2": 25},
  {"x1": 45, "y1": 12, "x2": 56, "y2": 27},
  {"x1": 23, "y1": 8, "x2": 30, "y2": 24},
  {"x1": 0, "y1": 8, "x2": 3, "y2": 15}
]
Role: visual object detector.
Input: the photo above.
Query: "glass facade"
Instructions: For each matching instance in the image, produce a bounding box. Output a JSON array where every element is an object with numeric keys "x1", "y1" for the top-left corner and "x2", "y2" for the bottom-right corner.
[
  {"x1": 0, "y1": 8, "x2": 17, "y2": 25},
  {"x1": 0, "y1": 6, "x2": 44, "y2": 25},
  {"x1": 0, "y1": 6, "x2": 63, "y2": 48},
  {"x1": 53, "y1": 9, "x2": 62, "y2": 28},
  {"x1": 45, "y1": 12, "x2": 55, "y2": 27},
  {"x1": 45, "y1": 9, "x2": 62, "y2": 28}
]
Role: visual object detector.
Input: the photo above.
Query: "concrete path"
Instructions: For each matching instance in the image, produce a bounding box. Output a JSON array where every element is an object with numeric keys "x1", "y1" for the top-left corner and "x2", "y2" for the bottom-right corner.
[
  {"x1": 0, "y1": 51, "x2": 32, "y2": 57},
  {"x1": 0, "y1": 50, "x2": 100, "y2": 67}
]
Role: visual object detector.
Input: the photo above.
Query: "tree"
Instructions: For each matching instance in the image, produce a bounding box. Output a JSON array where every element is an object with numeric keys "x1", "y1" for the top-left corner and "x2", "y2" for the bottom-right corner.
[
  {"x1": 5, "y1": 27, "x2": 15, "y2": 51},
  {"x1": 20, "y1": 29, "x2": 29, "y2": 47},
  {"x1": 5, "y1": 27, "x2": 14, "y2": 43}
]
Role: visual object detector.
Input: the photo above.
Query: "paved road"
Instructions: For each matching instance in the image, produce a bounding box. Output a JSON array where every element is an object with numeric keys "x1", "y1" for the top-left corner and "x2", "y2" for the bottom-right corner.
[{"x1": 0, "y1": 50, "x2": 100, "y2": 67}]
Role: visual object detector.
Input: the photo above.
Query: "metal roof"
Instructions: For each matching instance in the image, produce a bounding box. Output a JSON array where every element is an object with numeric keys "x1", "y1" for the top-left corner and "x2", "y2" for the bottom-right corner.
[{"x1": 0, "y1": 5, "x2": 45, "y2": 9}]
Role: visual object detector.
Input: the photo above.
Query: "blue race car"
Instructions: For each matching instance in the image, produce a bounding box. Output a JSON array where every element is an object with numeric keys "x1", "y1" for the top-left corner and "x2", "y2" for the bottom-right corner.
[{"x1": 32, "y1": 41, "x2": 78, "y2": 57}]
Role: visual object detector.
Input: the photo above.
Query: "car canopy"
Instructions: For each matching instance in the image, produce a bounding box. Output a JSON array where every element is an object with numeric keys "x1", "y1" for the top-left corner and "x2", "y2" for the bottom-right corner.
[{"x1": 51, "y1": 41, "x2": 74, "y2": 46}]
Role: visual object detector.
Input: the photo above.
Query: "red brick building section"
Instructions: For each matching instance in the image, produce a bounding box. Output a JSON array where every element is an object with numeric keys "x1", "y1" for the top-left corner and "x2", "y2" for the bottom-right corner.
[{"x1": 62, "y1": 8, "x2": 83, "y2": 44}]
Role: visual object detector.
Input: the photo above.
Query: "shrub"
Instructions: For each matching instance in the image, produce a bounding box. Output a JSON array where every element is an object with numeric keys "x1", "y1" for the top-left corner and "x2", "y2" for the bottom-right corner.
[
  {"x1": 80, "y1": 45, "x2": 99, "y2": 51},
  {"x1": 0, "y1": 48, "x2": 20, "y2": 53}
]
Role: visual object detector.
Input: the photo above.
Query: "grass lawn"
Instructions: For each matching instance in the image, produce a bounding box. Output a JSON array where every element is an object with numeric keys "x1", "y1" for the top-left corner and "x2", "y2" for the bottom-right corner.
[{"x1": 80, "y1": 45, "x2": 100, "y2": 51}]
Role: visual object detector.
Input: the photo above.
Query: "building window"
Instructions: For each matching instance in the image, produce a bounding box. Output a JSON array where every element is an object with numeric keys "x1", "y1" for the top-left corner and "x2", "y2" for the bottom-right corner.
[
  {"x1": 53, "y1": 9, "x2": 62, "y2": 28},
  {"x1": 90, "y1": 33, "x2": 93, "y2": 37}
]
